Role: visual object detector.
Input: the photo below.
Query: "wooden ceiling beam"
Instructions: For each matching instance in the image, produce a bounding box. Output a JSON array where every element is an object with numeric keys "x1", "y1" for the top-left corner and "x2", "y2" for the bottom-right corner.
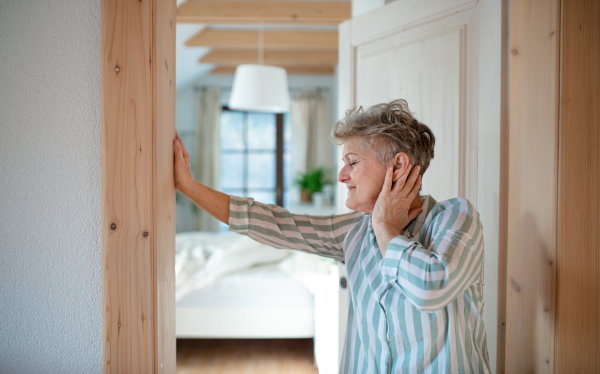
[
  {"x1": 177, "y1": 1, "x2": 351, "y2": 25},
  {"x1": 186, "y1": 29, "x2": 338, "y2": 50},
  {"x1": 210, "y1": 66, "x2": 335, "y2": 75},
  {"x1": 200, "y1": 49, "x2": 338, "y2": 66}
]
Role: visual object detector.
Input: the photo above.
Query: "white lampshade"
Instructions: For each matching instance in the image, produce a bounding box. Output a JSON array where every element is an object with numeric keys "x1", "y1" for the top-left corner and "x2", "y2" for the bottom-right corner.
[{"x1": 229, "y1": 64, "x2": 290, "y2": 113}]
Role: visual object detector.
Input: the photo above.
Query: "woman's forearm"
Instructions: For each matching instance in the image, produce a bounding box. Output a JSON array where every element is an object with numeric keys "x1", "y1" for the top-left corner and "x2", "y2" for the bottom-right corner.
[{"x1": 179, "y1": 180, "x2": 230, "y2": 224}]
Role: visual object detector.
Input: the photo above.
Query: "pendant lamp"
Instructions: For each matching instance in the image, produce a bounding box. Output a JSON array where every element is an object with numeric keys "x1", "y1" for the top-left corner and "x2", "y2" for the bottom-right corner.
[{"x1": 229, "y1": 25, "x2": 290, "y2": 113}]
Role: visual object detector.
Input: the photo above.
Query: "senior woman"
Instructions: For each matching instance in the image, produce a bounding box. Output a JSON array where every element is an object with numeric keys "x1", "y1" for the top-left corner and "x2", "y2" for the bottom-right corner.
[{"x1": 173, "y1": 99, "x2": 490, "y2": 374}]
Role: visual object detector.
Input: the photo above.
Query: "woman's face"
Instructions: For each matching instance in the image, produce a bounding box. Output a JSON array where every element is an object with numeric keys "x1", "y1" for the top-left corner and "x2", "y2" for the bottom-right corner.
[{"x1": 338, "y1": 136, "x2": 388, "y2": 214}]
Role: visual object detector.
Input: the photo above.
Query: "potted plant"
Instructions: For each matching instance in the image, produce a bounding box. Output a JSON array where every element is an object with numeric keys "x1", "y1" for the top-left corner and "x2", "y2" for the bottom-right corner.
[{"x1": 293, "y1": 166, "x2": 329, "y2": 203}]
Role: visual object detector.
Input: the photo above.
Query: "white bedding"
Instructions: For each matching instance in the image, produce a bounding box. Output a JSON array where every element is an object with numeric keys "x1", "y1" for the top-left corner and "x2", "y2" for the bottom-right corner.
[
  {"x1": 175, "y1": 231, "x2": 326, "y2": 301},
  {"x1": 176, "y1": 265, "x2": 316, "y2": 338},
  {"x1": 177, "y1": 265, "x2": 314, "y2": 309},
  {"x1": 175, "y1": 231, "x2": 293, "y2": 300},
  {"x1": 175, "y1": 231, "x2": 328, "y2": 338}
]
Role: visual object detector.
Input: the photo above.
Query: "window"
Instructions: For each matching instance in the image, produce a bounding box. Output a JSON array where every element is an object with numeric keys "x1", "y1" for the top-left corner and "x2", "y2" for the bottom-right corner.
[{"x1": 219, "y1": 108, "x2": 292, "y2": 230}]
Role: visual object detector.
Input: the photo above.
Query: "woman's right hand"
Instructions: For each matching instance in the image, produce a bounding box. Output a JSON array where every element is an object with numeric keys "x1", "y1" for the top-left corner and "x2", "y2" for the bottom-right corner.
[{"x1": 173, "y1": 132, "x2": 194, "y2": 191}]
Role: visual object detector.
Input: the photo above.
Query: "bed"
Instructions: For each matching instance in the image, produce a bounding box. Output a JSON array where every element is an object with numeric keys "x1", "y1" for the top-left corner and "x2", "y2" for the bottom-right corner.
[{"x1": 175, "y1": 231, "x2": 328, "y2": 339}]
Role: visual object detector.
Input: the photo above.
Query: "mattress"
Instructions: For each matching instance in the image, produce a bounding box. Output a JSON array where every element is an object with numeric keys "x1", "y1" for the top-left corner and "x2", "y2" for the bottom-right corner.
[{"x1": 176, "y1": 265, "x2": 315, "y2": 338}]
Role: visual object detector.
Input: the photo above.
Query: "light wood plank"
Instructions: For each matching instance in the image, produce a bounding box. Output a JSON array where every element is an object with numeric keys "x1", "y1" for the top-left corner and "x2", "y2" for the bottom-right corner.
[
  {"x1": 101, "y1": 0, "x2": 176, "y2": 372},
  {"x1": 153, "y1": 0, "x2": 177, "y2": 372},
  {"x1": 200, "y1": 49, "x2": 338, "y2": 66},
  {"x1": 186, "y1": 29, "x2": 338, "y2": 50},
  {"x1": 505, "y1": 0, "x2": 560, "y2": 372},
  {"x1": 210, "y1": 66, "x2": 334, "y2": 75},
  {"x1": 495, "y1": 1, "x2": 510, "y2": 373},
  {"x1": 177, "y1": 0, "x2": 351, "y2": 25},
  {"x1": 102, "y1": 0, "x2": 154, "y2": 371},
  {"x1": 555, "y1": 0, "x2": 600, "y2": 371}
]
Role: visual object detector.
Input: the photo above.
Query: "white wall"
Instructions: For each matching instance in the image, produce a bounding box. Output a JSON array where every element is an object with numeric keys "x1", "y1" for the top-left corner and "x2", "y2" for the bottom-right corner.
[
  {"x1": 352, "y1": 0, "x2": 385, "y2": 17},
  {"x1": 0, "y1": 1, "x2": 102, "y2": 373}
]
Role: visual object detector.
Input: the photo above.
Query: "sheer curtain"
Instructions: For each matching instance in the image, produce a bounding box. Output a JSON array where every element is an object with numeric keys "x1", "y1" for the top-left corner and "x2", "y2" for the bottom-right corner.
[
  {"x1": 194, "y1": 87, "x2": 221, "y2": 232},
  {"x1": 290, "y1": 89, "x2": 332, "y2": 199}
]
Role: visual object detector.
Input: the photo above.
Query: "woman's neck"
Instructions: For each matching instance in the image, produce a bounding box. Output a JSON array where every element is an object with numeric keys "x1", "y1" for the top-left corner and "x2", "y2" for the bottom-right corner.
[{"x1": 410, "y1": 193, "x2": 423, "y2": 211}]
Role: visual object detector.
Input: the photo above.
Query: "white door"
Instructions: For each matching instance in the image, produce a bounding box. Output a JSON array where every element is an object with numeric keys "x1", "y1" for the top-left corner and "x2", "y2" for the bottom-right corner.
[{"x1": 336, "y1": 0, "x2": 504, "y2": 371}]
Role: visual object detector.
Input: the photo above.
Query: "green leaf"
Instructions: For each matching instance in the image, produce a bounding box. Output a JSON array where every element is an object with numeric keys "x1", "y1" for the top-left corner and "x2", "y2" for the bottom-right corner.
[{"x1": 292, "y1": 166, "x2": 332, "y2": 194}]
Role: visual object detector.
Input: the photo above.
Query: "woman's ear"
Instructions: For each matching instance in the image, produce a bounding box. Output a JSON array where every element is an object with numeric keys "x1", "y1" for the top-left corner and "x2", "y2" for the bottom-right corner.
[{"x1": 392, "y1": 153, "x2": 410, "y2": 182}]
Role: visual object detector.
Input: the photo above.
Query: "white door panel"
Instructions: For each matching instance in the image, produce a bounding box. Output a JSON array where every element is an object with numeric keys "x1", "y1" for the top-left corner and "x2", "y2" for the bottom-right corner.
[{"x1": 356, "y1": 28, "x2": 462, "y2": 201}]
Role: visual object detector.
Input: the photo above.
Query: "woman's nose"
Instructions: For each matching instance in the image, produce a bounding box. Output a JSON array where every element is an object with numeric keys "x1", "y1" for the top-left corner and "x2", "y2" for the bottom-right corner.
[{"x1": 338, "y1": 165, "x2": 350, "y2": 183}]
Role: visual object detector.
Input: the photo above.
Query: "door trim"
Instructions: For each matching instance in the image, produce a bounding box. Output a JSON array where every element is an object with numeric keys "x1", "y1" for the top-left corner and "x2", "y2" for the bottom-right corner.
[{"x1": 101, "y1": 0, "x2": 176, "y2": 372}]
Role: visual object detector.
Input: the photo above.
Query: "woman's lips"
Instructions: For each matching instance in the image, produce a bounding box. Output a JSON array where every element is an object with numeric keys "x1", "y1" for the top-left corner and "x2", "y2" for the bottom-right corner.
[{"x1": 347, "y1": 186, "x2": 356, "y2": 192}]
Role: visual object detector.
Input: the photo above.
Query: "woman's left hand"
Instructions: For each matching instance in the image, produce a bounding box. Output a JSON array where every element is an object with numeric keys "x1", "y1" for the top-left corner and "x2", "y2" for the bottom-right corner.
[{"x1": 372, "y1": 164, "x2": 423, "y2": 252}]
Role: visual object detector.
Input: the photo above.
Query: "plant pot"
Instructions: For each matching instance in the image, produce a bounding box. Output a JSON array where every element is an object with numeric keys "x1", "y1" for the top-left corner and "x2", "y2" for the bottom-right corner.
[{"x1": 300, "y1": 190, "x2": 312, "y2": 203}]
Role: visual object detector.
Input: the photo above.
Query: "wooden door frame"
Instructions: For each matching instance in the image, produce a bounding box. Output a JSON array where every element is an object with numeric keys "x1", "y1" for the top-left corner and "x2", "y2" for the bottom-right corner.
[{"x1": 101, "y1": 0, "x2": 176, "y2": 372}]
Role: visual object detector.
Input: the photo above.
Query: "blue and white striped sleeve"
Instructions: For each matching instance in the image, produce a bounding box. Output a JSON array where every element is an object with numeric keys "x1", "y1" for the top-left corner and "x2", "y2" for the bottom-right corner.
[
  {"x1": 381, "y1": 198, "x2": 484, "y2": 312},
  {"x1": 228, "y1": 195, "x2": 364, "y2": 261}
]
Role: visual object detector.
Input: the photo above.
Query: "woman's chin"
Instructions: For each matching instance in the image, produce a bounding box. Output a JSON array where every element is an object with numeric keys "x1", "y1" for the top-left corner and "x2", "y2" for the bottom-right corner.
[
  {"x1": 345, "y1": 198, "x2": 374, "y2": 214},
  {"x1": 345, "y1": 198, "x2": 364, "y2": 213},
  {"x1": 345, "y1": 198, "x2": 357, "y2": 211}
]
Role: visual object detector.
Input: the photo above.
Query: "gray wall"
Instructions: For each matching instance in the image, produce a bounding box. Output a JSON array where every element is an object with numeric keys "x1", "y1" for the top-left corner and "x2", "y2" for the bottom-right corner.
[{"x1": 0, "y1": 0, "x2": 102, "y2": 372}]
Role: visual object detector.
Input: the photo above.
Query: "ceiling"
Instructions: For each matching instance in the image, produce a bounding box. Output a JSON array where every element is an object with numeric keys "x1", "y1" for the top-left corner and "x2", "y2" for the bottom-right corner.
[{"x1": 176, "y1": 0, "x2": 351, "y2": 92}]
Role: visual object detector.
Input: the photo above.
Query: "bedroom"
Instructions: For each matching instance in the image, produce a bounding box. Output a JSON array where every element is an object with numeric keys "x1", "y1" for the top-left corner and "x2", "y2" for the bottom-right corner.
[{"x1": 173, "y1": 2, "x2": 348, "y2": 373}]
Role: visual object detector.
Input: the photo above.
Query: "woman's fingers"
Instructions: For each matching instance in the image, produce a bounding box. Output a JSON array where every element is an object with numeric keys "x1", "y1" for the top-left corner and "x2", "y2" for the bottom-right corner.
[
  {"x1": 174, "y1": 137, "x2": 183, "y2": 159},
  {"x1": 382, "y1": 166, "x2": 394, "y2": 194},
  {"x1": 397, "y1": 165, "x2": 420, "y2": 195},
  {"x1": 392, "y1": 164, "x2": 412, "y2": 193},
  {"x1": 409, "y1": 175, "x2": 422, "y2": 197},
  {"x1": 176, "y1": 132, "x2": 190, "y2": 159}
]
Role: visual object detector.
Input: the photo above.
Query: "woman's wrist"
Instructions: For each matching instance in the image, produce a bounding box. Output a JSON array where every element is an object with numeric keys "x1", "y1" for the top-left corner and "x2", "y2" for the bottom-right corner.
[
  {"x1": 373, "y1": 223, "x2": 400, "y2": 257},
  {"x1": 177, "y1": 178, "x2": 198, "y2": 195}
]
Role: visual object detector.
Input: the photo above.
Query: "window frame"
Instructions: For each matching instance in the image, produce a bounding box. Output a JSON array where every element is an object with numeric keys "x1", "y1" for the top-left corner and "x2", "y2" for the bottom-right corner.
[{"x1": 220, "y1": 106, "x2": 285, "y2": 207}]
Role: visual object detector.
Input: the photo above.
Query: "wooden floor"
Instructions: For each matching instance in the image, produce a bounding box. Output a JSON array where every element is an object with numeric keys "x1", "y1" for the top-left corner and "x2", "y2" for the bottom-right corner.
[{"x1": 176, "y1": 338, "x2": 319, "y2": 374}]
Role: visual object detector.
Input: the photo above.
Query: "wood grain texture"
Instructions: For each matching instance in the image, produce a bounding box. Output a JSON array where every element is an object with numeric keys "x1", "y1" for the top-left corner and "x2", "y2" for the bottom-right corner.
[
  {"x1": 101, "y1": 0, "x2": 176, "y2": 372},
  {"x1": 153, "y1": 0, "x2": 177, "y2": 372},
  {"x1": 176, "y1": 339, "x2": 318, "y2": 374},
  {"x1": 495, "y1": 1, "x2": 510, "y2": 372},
  {"x1": 210, "y1": 66, "x2": 334, "y2": 75},
  {"x1": 185, "y1": 29, "x2": 338, "y2": 50},
  {"x1": 200, "y1": 49, "x2": 338, "y2": 66},
  {"x1": 555, "y1": 0, "x2": 600, "y2": 371},
  {"x1": 505, "y1": 0, "x2": 560, "y2": 372},
  {"x1": 177, "y1": 0, "x2": 351, "y2": 25}
]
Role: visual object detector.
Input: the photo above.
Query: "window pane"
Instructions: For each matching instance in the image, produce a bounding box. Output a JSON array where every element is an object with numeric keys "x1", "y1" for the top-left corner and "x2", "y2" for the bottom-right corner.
[
  {"x1": 284, "y1": 151, "x2": 291, "y2": 190},
  {"x1": 220, "y1": 153, "x2": 244, "y2": 189},
  {"x1": 220, "y1": 111, "x2": 245, "y2": 150},
  {"x1": 284, "y1": 113, "x2": 292, "y2": 152},
  {"x1": 247, "y1": 112, "x2": 275, "y2": 150},
  {"x1": 222, "y1": 188, "x2": 245, "y2": 196},
  {"x1": 247, "y1": 153, "x2": 275, "y2": 188},
  {"x1": 248, "y1": 190, "x2": 276, "y2": 205},
  {"x1": 283, "y1": 188, "x2": 290, "y2": 209}
]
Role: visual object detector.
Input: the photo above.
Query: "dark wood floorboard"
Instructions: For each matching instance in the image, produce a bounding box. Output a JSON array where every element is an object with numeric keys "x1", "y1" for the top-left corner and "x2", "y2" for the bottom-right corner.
[{"x1": 176, "y1": 338, "x2": 319, "y2": 374}]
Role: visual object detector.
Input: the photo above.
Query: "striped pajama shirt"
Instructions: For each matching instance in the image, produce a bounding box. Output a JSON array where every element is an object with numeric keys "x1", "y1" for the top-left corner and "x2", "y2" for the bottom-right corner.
[{"x1": 229, "y1": 194, "x2": 490, "y2": 374}]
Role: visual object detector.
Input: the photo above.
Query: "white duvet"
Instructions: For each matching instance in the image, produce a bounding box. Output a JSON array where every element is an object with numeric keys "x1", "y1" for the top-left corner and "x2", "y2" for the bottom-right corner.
[{"x1": 175, "y1": 231, "x2": 325, "y2": 301}]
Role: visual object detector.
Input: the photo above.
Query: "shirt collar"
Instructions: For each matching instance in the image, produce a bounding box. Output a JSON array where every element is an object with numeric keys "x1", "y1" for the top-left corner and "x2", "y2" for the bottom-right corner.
[{"x1": 404, "y1": 195, "x2": 432, "y2": 239}]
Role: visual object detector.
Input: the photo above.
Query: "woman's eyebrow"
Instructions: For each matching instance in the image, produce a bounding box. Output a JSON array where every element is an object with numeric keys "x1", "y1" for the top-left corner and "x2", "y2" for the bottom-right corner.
[{"x1": 344, "y1": 152, "x2": 359, "y2": 160}]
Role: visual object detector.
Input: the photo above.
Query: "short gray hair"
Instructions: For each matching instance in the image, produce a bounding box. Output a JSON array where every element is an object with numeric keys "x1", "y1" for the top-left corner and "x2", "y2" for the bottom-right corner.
[{"x1": 332, "y1": 99, "x2": 435, "y2": 175}]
